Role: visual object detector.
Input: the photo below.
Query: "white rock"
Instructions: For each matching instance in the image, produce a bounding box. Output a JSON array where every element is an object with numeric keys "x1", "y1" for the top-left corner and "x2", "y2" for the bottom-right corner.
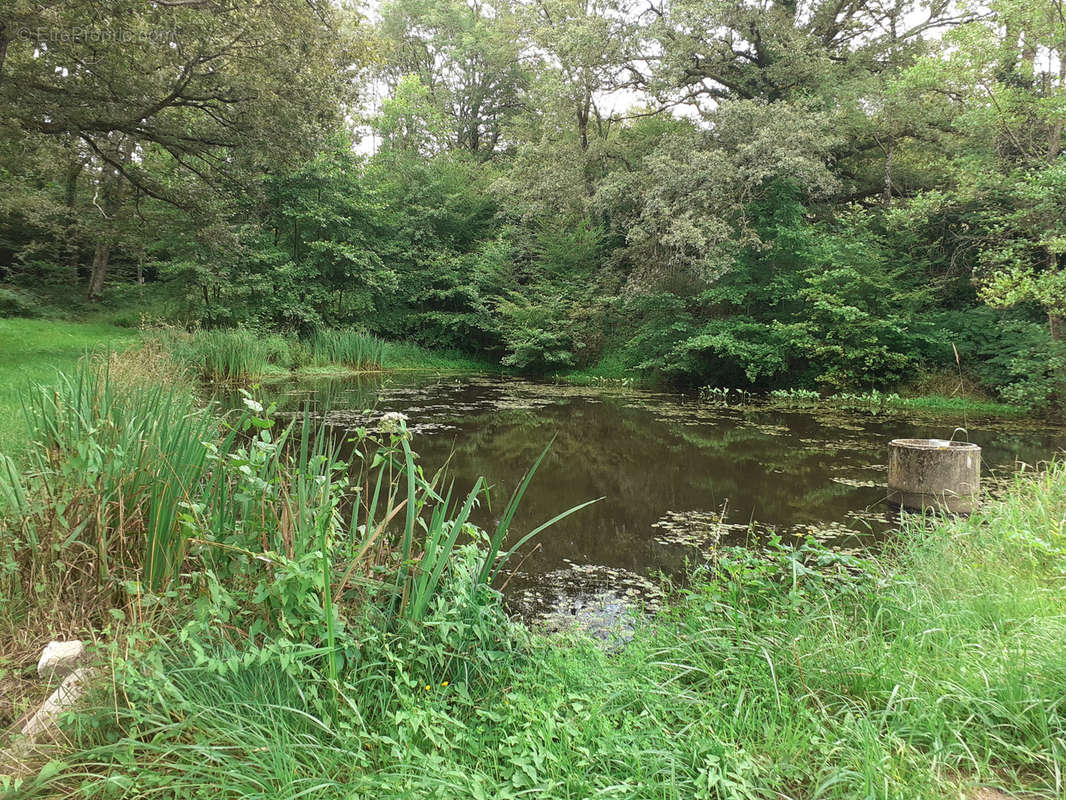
[
  {"x1": 36, "y1": 640, "x2": 85, "y2": 680},
  {"x1": 19, "y1": 667, "x2": 93, "y2": 742}
]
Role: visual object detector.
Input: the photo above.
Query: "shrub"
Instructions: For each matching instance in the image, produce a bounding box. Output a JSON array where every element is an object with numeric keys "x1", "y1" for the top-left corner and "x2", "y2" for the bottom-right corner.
[{"x1": 0, "y1": 287, "x2": 40, "y2": 318}]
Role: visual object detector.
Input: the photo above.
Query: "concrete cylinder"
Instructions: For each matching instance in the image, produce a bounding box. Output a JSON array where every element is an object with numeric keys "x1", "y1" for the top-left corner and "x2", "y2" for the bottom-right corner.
[{"x1": 887, "y1": 439, "x2": 980, "y2": 514}]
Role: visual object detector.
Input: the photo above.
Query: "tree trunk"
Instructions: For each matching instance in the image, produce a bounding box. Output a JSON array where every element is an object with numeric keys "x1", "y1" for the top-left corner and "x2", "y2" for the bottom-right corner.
[
  {"x1": 84, "y1": 134, "x2": 132, "y2": 300},
  {"x1": 0, "y1": 23, "x2": 9, "y2": 84},
  {"x1": 65, "y1": 157, "x2": 84, "y2": 283},
  {"x1": 882, "y1": 138, "x2": 894, "y2": 206},
  {"x1": 1049, "y1": 46, "x2": 1066, "y2": 159},
  {"x1": 576, "y1": 92, "x2": 590, "y2": 152},
  {"x1": 87, "y1": 242, "x2": 111, "y2": 301},
  {"x1": 1051, "y1": 313, "x2": 1065, "y2": 342}
]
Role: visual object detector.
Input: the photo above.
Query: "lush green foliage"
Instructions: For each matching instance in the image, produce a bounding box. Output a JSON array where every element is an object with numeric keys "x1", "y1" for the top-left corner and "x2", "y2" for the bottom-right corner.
[
  {"x1": 161, "y1": 328, "x2": 295, "y2": 382},
  {"x1": 10, "y1": 460, "x2": 1066, "y2": 798},
  {"x1": 3, "y1": 0, "x2": 1066, "y2": 408}
]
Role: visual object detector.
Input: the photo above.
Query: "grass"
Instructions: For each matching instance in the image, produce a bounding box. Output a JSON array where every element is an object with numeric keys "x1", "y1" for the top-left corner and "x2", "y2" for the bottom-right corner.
[
  {"x1": 2, "y1": 321, "x2": 1063, "y2": 797},
  {"x1": 767, "y1": 387, "x2": 1025, "y2": 416},
  {"x1": 378, "y1": 340, "x2": 494, "y2": 372},
  {"x1": 9, "y1": 454, "x2": 1066, "y2": 797},
  {"x1": 0, "y1": 318, "x2": 135, "y2": 456},
  {"x1": 155, "y1": 328, "x2": 295, "y2": 382}
]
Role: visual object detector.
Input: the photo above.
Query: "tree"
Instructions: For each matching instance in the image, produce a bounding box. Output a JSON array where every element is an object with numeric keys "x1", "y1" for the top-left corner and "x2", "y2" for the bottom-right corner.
[
  {"x1": 639, "y1": 0, "x2": 971, "y2": 106},
  {"x1": 376, "y1": 0, "x2": 529, "y2": 157},
  {"x1": 595, "y1": 100, "x2": 840, "y2": 286},
  {"x1": 1, "y1": 0, "x2": 363, "y2": 298},
  {"x1": 894, "y1": 0, "x2": 1066, "y2": 339}
]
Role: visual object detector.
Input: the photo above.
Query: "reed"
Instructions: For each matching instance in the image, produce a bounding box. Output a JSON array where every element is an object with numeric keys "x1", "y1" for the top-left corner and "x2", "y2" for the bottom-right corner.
[
  {"x1": 310, "y1": 329, "x2": 386, "y2": 370},
  {"x1": 165, "y1": 328, "x2": 291, "y2": 382},
  {"x1": 4, "y1": 362, "x2": 217, "y2": 604}
]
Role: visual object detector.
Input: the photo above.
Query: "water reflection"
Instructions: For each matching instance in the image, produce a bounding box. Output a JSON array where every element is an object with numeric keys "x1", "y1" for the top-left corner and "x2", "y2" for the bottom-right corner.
[{"x1": 225, "y1": 374, "x2": 1066, "y2": 626}]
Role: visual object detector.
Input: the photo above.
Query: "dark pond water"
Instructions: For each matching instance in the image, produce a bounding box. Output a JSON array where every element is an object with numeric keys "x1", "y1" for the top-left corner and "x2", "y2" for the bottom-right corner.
[{"x1": 229, "y1": 374, "x2": 1066, "y2": 631}]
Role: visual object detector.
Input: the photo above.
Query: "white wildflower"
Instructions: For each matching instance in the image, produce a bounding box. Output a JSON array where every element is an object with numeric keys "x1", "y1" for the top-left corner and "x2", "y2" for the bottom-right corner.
[
  {"x1": 379, "y1": 411, "x2": 409, "y2": 433},
  {"x1": 243, "y1": 397, "x2": 264, "y2": 414}
]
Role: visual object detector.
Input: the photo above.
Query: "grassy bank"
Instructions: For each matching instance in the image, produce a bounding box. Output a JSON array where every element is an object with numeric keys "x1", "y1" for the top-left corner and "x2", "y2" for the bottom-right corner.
[
  {"x1": 0, "y1": 318, "x2": 135, "y2": 455},
  {"x1": 555, "y1": 362, "x2": 1027, "y2": 417},
  {"x1": 154, "y1": 326, "x2": 490, "y2": 382},
  {"x1": 1, "y1": 345, "x2": 1062, "y2": 798},
  {"x1": 766, "y1": 387, "x2": 1025, "y2": 416},
  {"x1": 0, "y1": 319, "x2": 488, "y2": 454}
]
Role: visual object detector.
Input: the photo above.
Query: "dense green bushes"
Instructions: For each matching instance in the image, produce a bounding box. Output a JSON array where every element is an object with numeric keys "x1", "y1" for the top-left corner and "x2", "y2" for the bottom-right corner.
[
  {"x1": 0, "y1": 288, "x2": 39, "y2": 319},
  {"x1": 4, "y1": 140, "x2": 1062, "y2": 406}
]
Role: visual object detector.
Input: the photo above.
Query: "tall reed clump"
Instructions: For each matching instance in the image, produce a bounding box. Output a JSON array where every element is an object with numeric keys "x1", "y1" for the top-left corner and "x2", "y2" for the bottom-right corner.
[
  {"x1": 163, "y1": 328, "x2": 292, "y2": 382},
  {"x1": 310, "y1": 329, "x2": 385, "y2": 370},
  {"x1": 0, "y1": 361, "x2": 217, "y2": 616}
]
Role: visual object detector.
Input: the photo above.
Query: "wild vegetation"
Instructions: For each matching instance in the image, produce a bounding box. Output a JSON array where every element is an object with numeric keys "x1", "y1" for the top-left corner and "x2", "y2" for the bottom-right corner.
[
  {"x1": 1, "y1": 354, "x2": 1063, "y2": 796},
  {"x1": 0, "y1": 319, "x2": 134, "y2": 454},
  {"x1": 3, "y1": 1, "x2": 1066, "y2": 796},
  {"x1": 2, "y1": 0, "x2": 1066, "y2": 408}
]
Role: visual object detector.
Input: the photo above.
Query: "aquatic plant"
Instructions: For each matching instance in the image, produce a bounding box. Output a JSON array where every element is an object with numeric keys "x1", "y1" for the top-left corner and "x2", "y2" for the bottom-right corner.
[
  {"x1": 698, "y1": 385, "x2": 758, "y2": 405},
  {"x1": 767, "y1": 387, "x2": 821, "y2": 405},
  {"x1": 310, "y1": 329, "x2": 386, "y2": 370},
  {"x1": 159, "y1": 328, "x2": 292, "y2": 381}
]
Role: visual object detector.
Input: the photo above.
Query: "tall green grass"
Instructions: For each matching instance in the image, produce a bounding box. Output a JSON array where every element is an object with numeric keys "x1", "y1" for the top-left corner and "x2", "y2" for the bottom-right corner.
[
  {"x1": 156, "y1": 327, "x2": 487, "y2": 380},
  {"x1": 0, "y1": 359, "x2": 342, "y2": 622},
  {"x1": 162, "y1": 328, "x2": 293, "y2": 382},
  {"x1": 16, "y1": 463, "x2": 1066, "y2": 798},
  {"x1": 310, "y1": 329, "x2": 386, "y2": 370},
  {"x1": 2, "y1": 364, "x2": 216, "y2": 611},
  {"x1": 0, "y1": 318, "x2": 135, "y2": 455}
]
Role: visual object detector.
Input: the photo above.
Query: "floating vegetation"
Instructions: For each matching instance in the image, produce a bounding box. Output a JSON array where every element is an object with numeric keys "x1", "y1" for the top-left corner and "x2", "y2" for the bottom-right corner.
[
  {"x1": 651, "y1": 508, "x2": 752, "y2": 549},
  {"x1": 830, "y1": 476, "x2": 882, "y2": 488},
  {"x1": 697, "y1": 386, "x2": 757, "y2": 406},
  {"x1": 853, "y1": 463, "x2": 888, "y2": 472},
  {"x1": 789, "y1": 521, "x2": 869, "y2": 548},
  {"x1": 277, "y1": 408, "x2": 459, "y2": 436},
  {"x1": 844, "y1": 507, "x2": 895, "y2": 528},
  {"x1": 510, "y1": 563, "x2": 665, "y2": 646}
]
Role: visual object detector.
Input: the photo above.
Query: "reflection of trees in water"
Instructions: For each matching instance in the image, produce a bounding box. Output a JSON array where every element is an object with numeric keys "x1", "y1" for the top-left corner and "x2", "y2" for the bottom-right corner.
[{"x1": 214, "y1": 375, "x2": 1066, "y2": 603}]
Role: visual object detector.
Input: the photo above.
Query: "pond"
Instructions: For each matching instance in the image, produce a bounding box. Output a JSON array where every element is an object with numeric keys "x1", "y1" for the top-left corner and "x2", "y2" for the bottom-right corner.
[{"x1": 231, "y1": 374, "x2": 1066, "y2": 632}]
